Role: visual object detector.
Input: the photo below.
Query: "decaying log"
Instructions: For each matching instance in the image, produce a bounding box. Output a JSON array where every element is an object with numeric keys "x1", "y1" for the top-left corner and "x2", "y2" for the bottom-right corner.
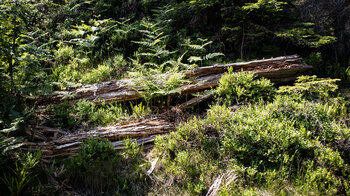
[
  {"x1": 180, "y1": 62, "x2": 313, "y2": 94},
  {"x1": 34, "y1": 55, "x2": 312, "y2": 105},
  {"x1": 25, "y1": 92, "x2": 217, "y2": 159},
  {"x1": 185, "y1": 54, "x2": 304, "y2": 78},
  {"x1": 25, "y1": 118, "x2": 174, "y2": 158}
]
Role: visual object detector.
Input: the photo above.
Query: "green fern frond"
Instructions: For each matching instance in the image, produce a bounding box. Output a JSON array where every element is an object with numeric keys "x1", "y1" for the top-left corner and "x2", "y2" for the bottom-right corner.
[
  {"x1": 188, "y1": 56, "x2": 202, "y2": 63},
  {"x1": 157, "y1": 35, "x2": 169, "y2": 41},
  {"x1": 132, "y1": 41, "x2": 153, "y2": 47},
  {"x1": 187, "y1": 44, "x2": 204, "y2": 50},
  {"x1": 154, "y1": 49, "x2": 171, "y2": 57},
  {"x1": 143, "y1": 62, "x2": 159, "y2": 68},
  {"x1": 152, "y1": 39, "x2": 162, "y2": 46},
  {"x1": 137, "y1": 52, "x2": 156, "y2": 57},
  {"x1": 154, "y1": 32, "x2": 164, "y2": 38},
  {"x1": 177, "y1": 51, "x2": 188, "y2": 63},
  {"x1": 201, "y1": 40, "x2": 213, "y2": 48},
  {"x1": 160, "y1": 60, "x2": 175, "y2": 67},
  {"x1": 139, "y1": 30, "x2": 152, "y2": 35},
  {"x1": 197, "y1": 38, "x2": 208, "y2": 42},
  {"x1": 203, "y1": 52, "x2": 224, "y2": 60}
]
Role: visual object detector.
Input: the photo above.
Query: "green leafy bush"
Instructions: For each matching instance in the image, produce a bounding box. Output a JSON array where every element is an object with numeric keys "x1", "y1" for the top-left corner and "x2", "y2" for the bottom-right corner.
[
  {"x1": 278, "y1": 75, "x2": 340, "y2": 100},
  {"x1": 154, "y1": 90, "x2": 350, "y2": 195},
  {"x1": 66, "y1": 137, "x2": 149, "y2": 195},
  {"x1": 54, "y1": 43, "x2": 75, "y2": 66},
  {"x1": 52, "y1": 59, "x2": 85, "y2": 88},
  {"x1": 215, "y1": 68, "x2": 276, "y2": 105},
  {"x1": 48, "y1": 100, "x2": 132, "y2": 128},
  {"x1": 53, "y1": 54, "x2": 127, "y2": 88},
  {"x1": 0, "y1": 1, "x2": 52, "y2": 95},
  {"x1": 67, "y1": 138, "x2": 118, "y2": 194},
  {"x1": 81, "y1": 54, "x2": 128, "y2": 84},
  {"x1": 80, "y1": 64, "x2": 114, "y2": 84},
  {"x1": 275, "y1": 23, "x2": 337, "y2": 48}
]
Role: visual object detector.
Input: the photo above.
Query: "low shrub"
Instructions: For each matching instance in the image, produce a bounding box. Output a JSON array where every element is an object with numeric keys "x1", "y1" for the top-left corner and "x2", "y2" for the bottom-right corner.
[
  {"x1": 52, "y1": 54, "x2": 128, "y2": 88},
  {"x1": 278, "y1": 75, "x2": 340, "y2": 100},
  {"x1": 80, "y1": 64, "x2": 114, "y2": 84},
  {"x1": 153, "y1": 94, "x2": 350, "y2": 195},
  {"x1": 66, "y1": 138, "x2": 149, "y2": 195},
  {"x1": 81, "y1": 54, "x2": 128, "y2": 84},
  {"x1": 215, "y1": 68, "x2": 276, "y2": 105},
  {"x1": 48, "y1": 100, "x2": 132, "y2": 128},
  {"x1": 130, "y1": 102, "x2": 151, "y2": 120},
  {"x1": 54, "y1": 43, "x2": 75, "y2": 66}
]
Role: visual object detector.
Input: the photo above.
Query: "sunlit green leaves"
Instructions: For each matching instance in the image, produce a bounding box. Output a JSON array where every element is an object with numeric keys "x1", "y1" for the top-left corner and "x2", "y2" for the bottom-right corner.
[
  {"x1": 0, "y1": 0, "x2": 52, "y2": 95},
  {"x1": 215, "y1": 68, "x2": 276, "y2": 105},
  {"x1": 276, "y1": 23, "x2": 337, "y2": 48},
  {"x1": 243, "y1": 0, "x2": 287, "y2": 12},
  {"x1": 278, "y1": 75, "x2": 341, "y2": 100}
]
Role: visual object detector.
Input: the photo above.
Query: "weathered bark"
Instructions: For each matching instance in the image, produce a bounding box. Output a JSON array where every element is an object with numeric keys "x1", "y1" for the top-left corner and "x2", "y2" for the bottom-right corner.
[
  {"x1": 25, "y1": 118, "x2": 174, "y2": 158},
  {"x1": 180, "y1": 61, "x2": 313, "y2": 94},
  {"x1": 34, "y1": 55, "x2": 312, "y2": 105},
  {"x1": 185, "y1": 54, "x2": 304, "y2": 77}
]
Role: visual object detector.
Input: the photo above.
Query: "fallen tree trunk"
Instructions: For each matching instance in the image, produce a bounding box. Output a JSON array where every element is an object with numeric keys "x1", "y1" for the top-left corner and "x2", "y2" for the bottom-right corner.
[
  {"x1": 25, "y1": 93, "x2": 216, "y2": 159},
  {"x1": 25, "y1": 118, "x2": 174, "y2": 159},
  {"x1": 34, "y1": 55, "x2": 312, "y2": 105}
]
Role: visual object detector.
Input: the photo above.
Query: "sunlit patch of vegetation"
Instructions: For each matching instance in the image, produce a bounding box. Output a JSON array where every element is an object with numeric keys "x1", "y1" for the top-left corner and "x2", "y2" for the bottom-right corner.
[
  {"x1": 215, "y1": 69, "x2": 276, "y2": 105},
  {"x1": 152, "y1": 76, "x2": 350, "y2": 195},
  {"x1": 47, "y1": 100, "x2": 150, "y2": 129}
]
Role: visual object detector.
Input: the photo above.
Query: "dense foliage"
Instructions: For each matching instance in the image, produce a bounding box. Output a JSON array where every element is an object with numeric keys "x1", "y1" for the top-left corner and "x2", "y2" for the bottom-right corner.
[
  {"x1": 1, "y1": 0, "x2": 348, "y2": 128},
  {"x1": 65, "y1": 138, "x2": 148, "y2": 195},
  {"x1": 215, "y1": 68, "x2": 276, "y2": 105},
  {"x1": 153, "y1": 74, "x2": 350, "y2": 195}
]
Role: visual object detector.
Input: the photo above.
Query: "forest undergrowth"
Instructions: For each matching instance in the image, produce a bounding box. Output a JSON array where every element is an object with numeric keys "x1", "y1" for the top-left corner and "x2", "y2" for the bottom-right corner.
[{"x1": 1, "y1": 0, "x2": 350, "y2": 195}]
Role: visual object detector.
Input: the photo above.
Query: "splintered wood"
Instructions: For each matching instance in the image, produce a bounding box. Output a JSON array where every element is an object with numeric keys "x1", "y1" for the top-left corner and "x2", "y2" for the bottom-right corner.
[
  {"x1": 34, "y1": 55, "x2": 312, "y2": 105},
  {"x1": 25, "y1": 118, "x2": 174, "y2": 159}
]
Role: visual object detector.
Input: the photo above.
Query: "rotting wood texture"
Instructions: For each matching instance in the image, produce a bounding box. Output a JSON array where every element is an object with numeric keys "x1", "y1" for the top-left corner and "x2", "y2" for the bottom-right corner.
[
  {"x1": 25, "y1": 118, "x2": 174, "y2": 159},
  {"x1": 25, "y1": 92, "x2": 217, "y2": 159},
  {"x1": 34, "y1": 55, "x2": 312, "y2": 105}
]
